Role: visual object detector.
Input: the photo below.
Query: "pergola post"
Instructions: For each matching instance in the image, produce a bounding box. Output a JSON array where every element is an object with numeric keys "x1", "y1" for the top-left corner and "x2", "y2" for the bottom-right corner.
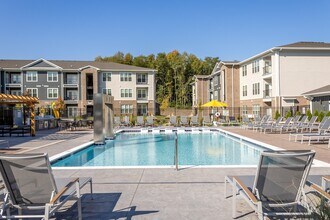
[{"x1": 29, "y1": 104, "x2": 36, "y2": 136}]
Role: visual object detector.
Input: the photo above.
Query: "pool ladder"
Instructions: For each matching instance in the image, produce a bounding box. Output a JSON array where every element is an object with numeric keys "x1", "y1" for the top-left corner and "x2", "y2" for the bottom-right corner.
[{"x1": 174, "y1": 131, "x2": 179, "y2": 171}]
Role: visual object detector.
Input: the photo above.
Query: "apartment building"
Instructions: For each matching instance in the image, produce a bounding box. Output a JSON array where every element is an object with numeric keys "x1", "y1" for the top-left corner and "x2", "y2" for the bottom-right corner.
[
  {"x1": 191, "y1": 75, "x2": 209, "y2": 114},
  {"x1": 191, "y1": 61, "x2": 240, "y2": 118},
  {"x1": 240, "y1": 42, "x2": 330, "y2": 117},
  {"x1": 208, "y1": 61, "x2": 240, "y2": 117},
  {"x1": 0, "y1": 58, "x2": 156, "y2": 117}
]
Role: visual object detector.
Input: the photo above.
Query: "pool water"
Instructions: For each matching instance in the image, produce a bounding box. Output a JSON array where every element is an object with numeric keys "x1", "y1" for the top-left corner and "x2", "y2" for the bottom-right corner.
[{"x1": 52, "y1": 133, "x2": 265, "y2": 167}]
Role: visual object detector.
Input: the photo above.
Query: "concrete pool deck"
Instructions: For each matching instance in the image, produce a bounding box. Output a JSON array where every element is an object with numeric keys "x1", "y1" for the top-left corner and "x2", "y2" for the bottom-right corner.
[{"x1": 0, "y1": 127, "x2": 329, "y2": 219}]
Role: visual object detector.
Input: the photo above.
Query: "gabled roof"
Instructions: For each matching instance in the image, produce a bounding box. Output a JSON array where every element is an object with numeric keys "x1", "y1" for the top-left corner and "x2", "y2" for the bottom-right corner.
[
  {"x1": 0, "y1": 59, "x2": 156, "y2": 72},
  {"x1": 239, "y1": 41, "x2": 330, "y2": 65},
  {"x1": 302, "y1": 85, "x2": 330, "y2": 96},
  {"x1": 279, "y1": 42, "x2": 330, "y2": 48}
]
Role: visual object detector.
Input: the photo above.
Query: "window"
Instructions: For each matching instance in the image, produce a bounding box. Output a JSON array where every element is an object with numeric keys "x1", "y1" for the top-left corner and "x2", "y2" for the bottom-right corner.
[
  {"x1": 27, "y1": 88, "x2": 38, "y2": 97},
  {"x1": 47, "y1": 72, "x2": 58, "y2": 82},
  {"x1": 137, "y1": 104, "x2": 148, "y2": 116},
  {"x1": 242, "y1": 85, "x2": 247, "y2": 97},
  {"x1": 26, "y1": 71, "x2": 38, "y2": 82},
  {"x1": 67, "y1": 107, "x2": 78, "y2": 117},
  {"x1": 121, "y1": 104, "x2": 133, "y2": 114},
  {"x1": 137, "y1": 88, "x2": 147, "y2": 99},
  {"x1": 120, "y1": 72, "x2": 132, "y2": 81},
  {"x1": 10, "y1": 90, "x2": 21, "y2": 96},
  {"x1": 137, "y1": 73, "x2": 148, "y2": 83},
  {"x1": 252, "y1": 60, "x2": 260, "y2": 73},
  {"x1": 242, "y1": 65, "x2": 247, "y2": 76},
  {"x1": 242, "y1": 105, "x2": 248, "y2": 115},
  {"x1": 66, "y1": 74, "x2": 78, "y2": 84},
  {"x1": 252, "y1": 104, "x2": 260, "y2": 116},
  {"x1": 47, "y1": 88, "x2": 58, "y2": 99},
  {"x1": 120, "y1": 89, "x2": 132, "y2": 98},
  {"x1": 102, "y1": 88, "x2": 112, "y2": 95},
  {"x1": 102, "y1": 72, "x2": 111, "y2": 81},
  {"x1": 252, "y1": 83, "x2": 260, "y2": 95}
]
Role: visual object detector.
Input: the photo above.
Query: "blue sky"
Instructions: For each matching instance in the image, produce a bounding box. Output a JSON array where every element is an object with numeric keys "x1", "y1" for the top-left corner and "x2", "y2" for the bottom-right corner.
[{"x1": 1, "y1": 0, "x2": 330, "y2": 61}]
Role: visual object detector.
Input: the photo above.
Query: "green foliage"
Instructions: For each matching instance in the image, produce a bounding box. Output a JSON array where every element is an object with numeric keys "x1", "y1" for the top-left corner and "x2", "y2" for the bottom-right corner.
[
  {"x1": 295, "y1": 111, "x2": 301, "y2": 116},
  {"x1": 306, "y1": 109, "x2": 312, "y2": 120},
  {"x1": 160, "y1": 96, "x2": 170, "y2": 112},
  {"x1": 318, "y1": 111, "x2": 325, "y2": 122},
  {"x1": 313, "y1": 110, "x2": 319, "y2": 117},
  {"x1": 285, "y1": 110, "x2": 292, "y2": 118},
  {"x1": 326, "y1": 111, "x2": 330, "y2": 117},
  {"x1": 96, "y1": 51, "x2": 219, "y2": 108},
  {"x1": 274, "y1": 110, "x2": 281, "y2": 120}
]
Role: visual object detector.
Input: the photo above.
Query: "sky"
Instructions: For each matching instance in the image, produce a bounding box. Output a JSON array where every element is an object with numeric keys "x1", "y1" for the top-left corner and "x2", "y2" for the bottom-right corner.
[{"x1": 0, "y1": 0, "x2": 330, "y2": 61}]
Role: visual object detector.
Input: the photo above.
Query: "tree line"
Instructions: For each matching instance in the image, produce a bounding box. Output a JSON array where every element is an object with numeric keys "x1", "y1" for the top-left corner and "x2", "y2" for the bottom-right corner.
[{"x1": 95, "y1": 51, "x2": 219, "y2": 108}]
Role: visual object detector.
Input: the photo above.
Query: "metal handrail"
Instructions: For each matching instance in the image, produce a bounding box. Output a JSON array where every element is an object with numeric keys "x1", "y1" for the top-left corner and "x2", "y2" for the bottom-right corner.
[{"x1": 174, "y1": 131, "x2": 178, "y2": 170}]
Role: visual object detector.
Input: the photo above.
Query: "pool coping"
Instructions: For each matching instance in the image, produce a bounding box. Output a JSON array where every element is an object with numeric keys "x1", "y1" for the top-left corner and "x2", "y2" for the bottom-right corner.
[{"x1": 50, "y1": 127, "x2": 330, "y2": 169}]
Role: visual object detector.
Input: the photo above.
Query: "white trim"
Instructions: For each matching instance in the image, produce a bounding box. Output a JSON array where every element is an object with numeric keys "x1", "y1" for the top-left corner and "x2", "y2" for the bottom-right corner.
[
  {"x1": 46, "y1": 71, "x2": 58, "y2": 82},
  {"x1": 26, "y1": 71, "x2": 38, "y2": 82},
  {"x1": 47, "y1": 88, "x2": 58, "y2": 99},
  {"x1": 78, "y1": 65, "x2": 100, "y2": 71},
  {"x1": 102, "y1": 72, "x2": 112, "y2": 81},
  {"x1": 21, "y1": 58, "x2": 62, "y2": 70},
  {"x1": 26, "y1": 88, "x2": 38, "y2": 98}
]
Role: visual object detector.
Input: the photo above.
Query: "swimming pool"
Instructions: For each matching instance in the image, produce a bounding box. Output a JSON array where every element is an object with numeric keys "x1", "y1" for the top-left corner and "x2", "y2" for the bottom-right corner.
[{"x1": 52, "y1": 131, "x2": 267, "y2": 167}]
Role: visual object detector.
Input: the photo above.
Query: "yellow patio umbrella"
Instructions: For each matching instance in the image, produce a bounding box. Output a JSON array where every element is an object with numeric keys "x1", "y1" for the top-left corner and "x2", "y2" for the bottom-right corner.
[{"x1": 201, "y1": 100, "x2": 227, "y2": 108}]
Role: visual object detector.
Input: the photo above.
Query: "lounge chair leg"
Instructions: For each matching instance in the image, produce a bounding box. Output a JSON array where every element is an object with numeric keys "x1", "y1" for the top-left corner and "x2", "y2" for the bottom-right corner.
[
  {"x1": 232, "y1": 181, "x2": 237, "y2": 219},
  {"x1": 44, "y1": 204, "x2": 50, "y2": 220},
  {"x1": 76, "y1": 181, "x2": 82, "y2": 220},
  {"x1": 90, "y1": 180, "x2": 94, "y2": 200}
]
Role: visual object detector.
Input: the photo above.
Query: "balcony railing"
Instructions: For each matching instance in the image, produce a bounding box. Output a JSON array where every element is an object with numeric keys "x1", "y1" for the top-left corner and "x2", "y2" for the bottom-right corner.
[
  {"x1": 64, "y1": 79, "x2": 78, "y2": 84},
  {"x1": 137, "y1": 95, "x2": 148, "y2": 100},
  {"x1": 64, "y1": 95, "x2": 78, "y2": 101},
  {"x1": 86, "y1": 94, "x2": 94, "y2": 100},
  {"x1": 263, "y1": 66, "x2": 272, "y2": 75},
  {"x1": 6, "y1": 78, "x2": 21, "y2": 84},
  {"x1": 263, "y1": 89, "x2": 272, "y2": 98}
]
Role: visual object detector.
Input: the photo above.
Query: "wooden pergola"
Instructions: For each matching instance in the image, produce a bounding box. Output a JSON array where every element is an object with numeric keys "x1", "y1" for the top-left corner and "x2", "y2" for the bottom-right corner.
[{"x1": 0, "y1": 93, "x2": 39, "y2": 136}]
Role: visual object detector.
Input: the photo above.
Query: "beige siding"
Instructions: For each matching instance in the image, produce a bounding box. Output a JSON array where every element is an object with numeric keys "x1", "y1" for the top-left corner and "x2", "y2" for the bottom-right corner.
[{"x1": 279, "y1": 50, "x2": 330, "y2": 96}]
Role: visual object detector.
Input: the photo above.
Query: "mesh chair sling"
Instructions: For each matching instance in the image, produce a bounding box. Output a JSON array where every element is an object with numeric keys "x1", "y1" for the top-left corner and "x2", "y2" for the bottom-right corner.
[
  {"x1": 0, "y1": 153, "x2": 92, "y2": 220},
  {"x1": 225, "y1": 150, "x2": 315, "y2": 219}
]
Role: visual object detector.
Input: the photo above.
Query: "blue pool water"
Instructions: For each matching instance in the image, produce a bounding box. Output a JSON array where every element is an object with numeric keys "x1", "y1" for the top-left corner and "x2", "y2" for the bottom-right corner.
[{"x1": 52, "y1": 132, "x2": 265, "y2": 167}]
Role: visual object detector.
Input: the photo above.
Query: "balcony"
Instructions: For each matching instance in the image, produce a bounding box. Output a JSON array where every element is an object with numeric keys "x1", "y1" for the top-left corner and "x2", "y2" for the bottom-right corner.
[
  {"x1": 263, "y1": 89, "x2": 272, "y2": 102},
  {"x1": 63, "y1": 78, "x2": 79, "y2": 87},
  {"x1": 5, "y1": 78, "x2": 22, "y2": 87},
  {"x1": 64, "y1": 94, "x2": 78, "y2": 104},
  {"x1": 262, "y1": 66, "x2": 272, "y2": 80}
]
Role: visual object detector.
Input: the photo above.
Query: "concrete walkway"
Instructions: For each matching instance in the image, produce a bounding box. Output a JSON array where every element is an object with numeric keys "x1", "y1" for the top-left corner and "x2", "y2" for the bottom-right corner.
[{"x1": 0, "y1": 128, "x2": 329, "y2": 219}]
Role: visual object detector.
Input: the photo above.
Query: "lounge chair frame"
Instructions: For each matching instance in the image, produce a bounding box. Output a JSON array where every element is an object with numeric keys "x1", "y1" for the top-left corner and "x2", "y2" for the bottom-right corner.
[
  {"x1": 0, "y1": 153, "x2": 93, "y2": 220},
  {"x1": 225, "y1": 150, "x2": 315, "y2": 219}
]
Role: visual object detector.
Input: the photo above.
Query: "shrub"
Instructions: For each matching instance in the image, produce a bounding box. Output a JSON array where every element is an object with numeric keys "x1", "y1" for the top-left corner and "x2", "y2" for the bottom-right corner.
[
  {"x1": 326, "y1": 111, "x2": 330, "y2": 117},
  {"x1": 313, "y1": 110, "x2": 319, "y2": 117},
  {"x1": 285, "y1": 110, "x2": 292, "y2": 119},
  {"x1": 318, "y1": 111, "x2": 325, "y2": 122},
  {"x1": 306, "y1": 109, "x2": 312, "y2": 120},
  {"x1": 274, "y1": 110, "x2": 281, "y2": 120},
  {"x1": 295, "y1": 111, "x2": 301, "y2": 116}
]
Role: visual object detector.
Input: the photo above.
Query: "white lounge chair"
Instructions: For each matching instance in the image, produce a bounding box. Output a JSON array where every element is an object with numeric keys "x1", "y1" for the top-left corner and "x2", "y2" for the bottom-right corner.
[
  {"x1": 145, "y1": 116, "x2": 154, "y2": 127},
  {"x1": 225, "y1": 150, "x2": 315, "y2": 219},
  {"x1": 190, "y1": 116, "x2": 199, "y2": 126},
  {"x1": 179, "y1": 116, "x2": 189, "y2": 126},
  {"x1": 0, "y1": 153, "x2": 93, "y2": 220},
  {"x1": 202, "y1": 116, "x2": 212, "y2": 126},
  {"x1": 136, "y1": 116, "x2": 145, "y2": 127},
  {"x1": 170, "y1": 116, "x2": 177, "y2": 127}
]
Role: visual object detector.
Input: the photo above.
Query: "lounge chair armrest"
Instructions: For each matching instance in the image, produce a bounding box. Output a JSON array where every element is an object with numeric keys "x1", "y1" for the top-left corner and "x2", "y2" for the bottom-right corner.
[
  {"x1": 306, "y1": 180, "x2": 330, "y2": 200},
  {"x1": 50, "y1": 178, "x2": 79, "y2": 204},
  {"x1": 233, "y1": 177, "x2": 258, "y2": 203},
  {"x1": 323, "y1": 175, "x2": 330, "y2": 182}
]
